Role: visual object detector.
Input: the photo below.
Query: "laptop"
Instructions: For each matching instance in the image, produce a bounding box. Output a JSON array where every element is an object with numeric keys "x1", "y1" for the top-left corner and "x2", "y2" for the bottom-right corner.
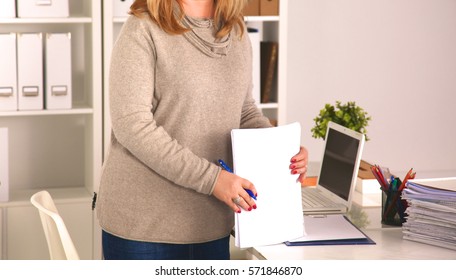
[{"x1": 302, "y1": 121, "x2": 365, "y2": 215}]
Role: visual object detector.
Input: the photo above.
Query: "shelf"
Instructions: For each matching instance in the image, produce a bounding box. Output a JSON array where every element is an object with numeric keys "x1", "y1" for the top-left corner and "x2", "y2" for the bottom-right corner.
[
  {"x1": 258, "y1": 103, "x2": 279, "y2": 109},
  {"x1": 244, "y1": 16, "x2": 279, "y2": 22},
  {"x1": 113, "y1": 16, "x2": 280, "y2": 24},
  {"x1": 0, "y1": 17, "x2": 93, "y2": 24},
  {"x1": 113, "y1": 17, "x2": 128, "y2": 23},
  {"x1": 0, "y1": 186, "x2": 92, "y2": 207},
  {"x1": 0, "y1": 108, "x2": 94, "y2": 117}
]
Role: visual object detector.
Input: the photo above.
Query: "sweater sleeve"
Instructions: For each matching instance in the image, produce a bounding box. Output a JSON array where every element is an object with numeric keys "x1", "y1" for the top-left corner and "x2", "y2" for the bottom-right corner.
[
  {"x1": 108, "y1": 17, "x2": 220, "y2": 195},
  {"x1": 240, "y1": 85, "x2": 274, "y2": 129}
]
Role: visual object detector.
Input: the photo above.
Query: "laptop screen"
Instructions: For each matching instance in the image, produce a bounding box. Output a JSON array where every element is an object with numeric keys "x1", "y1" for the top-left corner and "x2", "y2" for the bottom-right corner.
[{"x1": 318, "y1": 126, "x2": 361, "y2": 201}]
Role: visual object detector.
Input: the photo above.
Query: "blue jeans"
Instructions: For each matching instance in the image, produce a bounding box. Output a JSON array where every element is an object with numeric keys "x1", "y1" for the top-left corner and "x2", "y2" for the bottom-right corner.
[{"x1": 102, "y1": 230, "x2": 231, "y2": 260}]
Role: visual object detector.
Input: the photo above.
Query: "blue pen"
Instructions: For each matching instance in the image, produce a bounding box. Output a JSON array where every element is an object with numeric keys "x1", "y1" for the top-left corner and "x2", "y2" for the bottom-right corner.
[{"x1": 218, "y1": 159, "x2": 257, "y2": 200}]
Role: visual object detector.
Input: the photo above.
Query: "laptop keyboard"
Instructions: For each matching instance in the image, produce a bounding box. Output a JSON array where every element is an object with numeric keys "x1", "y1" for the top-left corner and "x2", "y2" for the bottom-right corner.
[{"x1": 302, "y1": 188, "x2": 340, "y2": 208}]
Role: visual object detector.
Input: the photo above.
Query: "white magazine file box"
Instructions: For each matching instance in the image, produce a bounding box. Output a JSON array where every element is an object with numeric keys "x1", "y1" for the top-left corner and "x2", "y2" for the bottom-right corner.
[
  {"x1": 17, "y1": 0, "x2": 69, "y2": 18},
  {"x1": 0, "y1": 33, "x2": 18, "y2": 111},
  {"x1": 45, "y1": 33, "x2": 72, "y2": 110},
  {"x1": 247, "y1": 30, "x2": 261, "y2": 105},
  {"x1": 0, "y1": 127, "x2": 9, "y2": 202},
  {"x1": 113, "y1": 0, "x2": 134, "y2": 17},
  {"x1": 17, "y1": 33, "x2": 44, "y2": 111},
  {"x1": 0, "y1": 0, "x2": 16, "y2": 18}
]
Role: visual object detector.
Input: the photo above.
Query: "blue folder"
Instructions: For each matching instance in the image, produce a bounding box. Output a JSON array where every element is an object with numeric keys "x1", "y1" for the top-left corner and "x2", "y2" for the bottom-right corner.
[
  {"x1": 285, "y1": 236, "x2": 375, "y2": 246},
  {"x1": 284, "y1": 215, "x2": 376, "y2": 246}
]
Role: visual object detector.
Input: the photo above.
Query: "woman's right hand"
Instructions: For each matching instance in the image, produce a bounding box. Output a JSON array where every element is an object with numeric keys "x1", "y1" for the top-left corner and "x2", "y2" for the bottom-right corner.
[{"x1": 212, "y1": 170, "x2": 257, "y2": 213}]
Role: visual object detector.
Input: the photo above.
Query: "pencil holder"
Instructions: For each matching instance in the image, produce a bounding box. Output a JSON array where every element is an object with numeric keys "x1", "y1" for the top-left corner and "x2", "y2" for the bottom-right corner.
[{"x1": 381, "y1": 189, "x2": 407, "y2": 226}]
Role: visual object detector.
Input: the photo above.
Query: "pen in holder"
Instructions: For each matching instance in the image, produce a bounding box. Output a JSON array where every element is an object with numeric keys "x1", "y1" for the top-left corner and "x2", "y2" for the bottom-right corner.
[
  {"x1": 370, "y1": 165, "x2": 415, "y2": 226},
  {"x1": 381, "y1": 179, "x2": 407, "y2": 226}
]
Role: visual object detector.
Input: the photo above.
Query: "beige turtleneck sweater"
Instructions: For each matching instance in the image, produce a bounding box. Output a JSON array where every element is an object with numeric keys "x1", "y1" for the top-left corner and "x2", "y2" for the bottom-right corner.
[{"x1": 96, "y1": 14, "x2": 272, "y2": 244}]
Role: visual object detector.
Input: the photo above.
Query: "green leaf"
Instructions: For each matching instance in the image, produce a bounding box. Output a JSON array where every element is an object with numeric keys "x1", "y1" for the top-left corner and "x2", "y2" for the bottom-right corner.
[{"x1": 311, "y1": 101, "x2": 371, "y2": 141}]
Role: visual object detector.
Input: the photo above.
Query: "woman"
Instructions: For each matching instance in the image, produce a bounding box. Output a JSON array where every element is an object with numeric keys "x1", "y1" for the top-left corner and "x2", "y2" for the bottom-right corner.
[{"x1": 96, "y1": 0, "x2": 309, "y2": 260}]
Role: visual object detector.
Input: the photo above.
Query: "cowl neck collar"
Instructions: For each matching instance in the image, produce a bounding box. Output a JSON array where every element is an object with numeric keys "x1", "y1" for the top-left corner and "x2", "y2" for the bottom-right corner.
[{"x1": 181, "y1": 15, "x2": 231, "y2": 58}]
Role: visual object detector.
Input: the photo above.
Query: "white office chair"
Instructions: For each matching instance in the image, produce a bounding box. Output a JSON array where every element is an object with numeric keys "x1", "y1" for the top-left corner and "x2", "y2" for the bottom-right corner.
[{"x1": 30, "y1": 190, "x2": 80, "y2": 260}]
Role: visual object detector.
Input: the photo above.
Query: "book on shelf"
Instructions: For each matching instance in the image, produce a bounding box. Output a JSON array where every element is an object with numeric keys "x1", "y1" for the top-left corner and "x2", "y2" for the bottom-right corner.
[{"x1": 260, "y1": 41, "x2": 278, "y2": 103}]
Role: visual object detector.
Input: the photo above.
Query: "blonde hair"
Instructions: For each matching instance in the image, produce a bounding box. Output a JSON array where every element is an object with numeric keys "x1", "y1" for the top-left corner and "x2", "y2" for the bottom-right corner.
[{"x1": 130, "y1": 0, "x2": 247, "y2": 38}]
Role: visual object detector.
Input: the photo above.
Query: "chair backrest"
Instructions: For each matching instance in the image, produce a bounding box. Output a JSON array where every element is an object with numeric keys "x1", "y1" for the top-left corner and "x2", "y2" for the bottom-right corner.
[{"x1": 30, "y1": 190, "x2": 80, "y2": 260}]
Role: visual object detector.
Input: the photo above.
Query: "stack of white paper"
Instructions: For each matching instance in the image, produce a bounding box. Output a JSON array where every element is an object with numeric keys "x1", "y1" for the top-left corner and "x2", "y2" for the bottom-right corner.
[
  {"x1": 402, "y1": 177, "x2": 456, "y2": 250},
  {"x1": 231, "y1": 122, "x2": 304, "y2": 248}
]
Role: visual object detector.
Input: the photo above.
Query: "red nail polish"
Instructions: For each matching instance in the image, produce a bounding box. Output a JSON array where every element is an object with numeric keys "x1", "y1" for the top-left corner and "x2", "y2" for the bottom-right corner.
[
  {"x1": 292, "y1": 170, "x2": 297, "y2": 174},
  {"x1": 248, "y1": 207, "x2": 252, "y2": 211},
  {"x1": 291, "y1": 159, "x2": 297, "y2": 163},
  {"x1": 290, "y1": 164, "x2": 296, "y2": 169},
  {"x1": 237, "y1": 210, "x2": 241, "y2": 214},
  {"x1": 253, "y1": 204, "x2": 257, "y2": 209}
]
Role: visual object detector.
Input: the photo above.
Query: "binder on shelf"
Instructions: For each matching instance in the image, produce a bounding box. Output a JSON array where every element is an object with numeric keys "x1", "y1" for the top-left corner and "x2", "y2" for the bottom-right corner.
[
  {"x1": 260, "y1": 41, "x2": 278, "y2": 103},
  {"x1": 17, "y1": 33, "x2": 44, "y2": 111},
  {"x1": 247, "y1": 28, "x2": 261, "y2": 105},
  {"x1": 17, "y1": 0, "x2": 69, "y2": 18},
  {"x1": 0, "y1": 33, "x2": 18, "y2": 111},
  {"x1": 0, "y1": 0, "x2": 16, "y2": 18},
  {"x1": 0, "y1": 127, "x2": 9, "y2": 202},
  {"x1": 45, "y1": 33, "x2": 72, "y2": 110},
  {"x1": 113, "y1": 0, "x2": 134, "y2": 17}
]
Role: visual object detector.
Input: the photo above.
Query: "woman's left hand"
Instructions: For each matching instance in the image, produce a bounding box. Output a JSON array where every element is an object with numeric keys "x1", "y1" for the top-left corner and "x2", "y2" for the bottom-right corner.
[{"x1": 289, "y1": 146, "x2": 309, "y2": 184}]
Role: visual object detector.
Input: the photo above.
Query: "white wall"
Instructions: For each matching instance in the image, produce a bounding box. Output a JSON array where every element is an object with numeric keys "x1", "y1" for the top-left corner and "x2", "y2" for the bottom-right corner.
[{"x1": 284, "y1": 0, "x2": 456, "y2": 176}]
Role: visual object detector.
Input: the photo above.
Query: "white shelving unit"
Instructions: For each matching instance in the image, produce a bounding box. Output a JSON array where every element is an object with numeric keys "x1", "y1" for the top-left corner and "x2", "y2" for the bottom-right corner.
[
  {"x1": 277, "y1": 0, "x2": 288, "y2": 126},
  {"x1": 245, "y1": 15, "x2": 280, "y2": 125},
  {"x1": 0, "y1": 0, "x2": 102, "y2": 259}
]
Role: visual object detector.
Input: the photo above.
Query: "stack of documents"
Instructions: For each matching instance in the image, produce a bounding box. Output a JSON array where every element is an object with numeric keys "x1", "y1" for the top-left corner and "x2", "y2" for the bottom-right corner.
[{"x1": 402, "y1": 178, "x2": 456, "y2": 250}]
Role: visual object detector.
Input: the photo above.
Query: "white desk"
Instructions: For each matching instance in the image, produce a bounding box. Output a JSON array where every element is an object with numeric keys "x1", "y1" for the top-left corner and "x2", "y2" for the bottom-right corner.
[{"x1": 246, "y1": 192, "x2": 456, "y2": 260}]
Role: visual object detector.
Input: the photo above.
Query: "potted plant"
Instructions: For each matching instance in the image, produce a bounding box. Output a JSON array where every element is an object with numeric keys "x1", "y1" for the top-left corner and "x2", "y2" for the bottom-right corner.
[{"x1": 311, "y1": 101, "x2": 371, "y2": 140}]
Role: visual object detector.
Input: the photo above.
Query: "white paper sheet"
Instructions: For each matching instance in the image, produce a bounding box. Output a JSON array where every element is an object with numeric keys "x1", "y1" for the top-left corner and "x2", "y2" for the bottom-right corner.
[
  {"x1": 289, "y1": 215, "x2": 366, "y2": 242},
  {"x1": 407, "y1": 177, "x2": 456, "y2": 193},
  {"x1": 231, "y1": 122, "x2": 304, "y2": 248}
]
